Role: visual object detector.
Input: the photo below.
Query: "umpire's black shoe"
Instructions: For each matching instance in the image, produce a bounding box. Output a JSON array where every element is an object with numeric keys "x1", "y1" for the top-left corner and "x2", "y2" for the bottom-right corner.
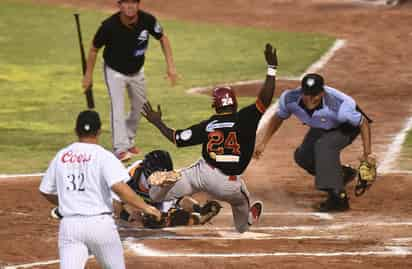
[
  {"x1": 342, "y1": 165, "x2": 357, "y2": 186},
  {"x1": 318, "y1": 192, "x2": 349, "y2": 213}
]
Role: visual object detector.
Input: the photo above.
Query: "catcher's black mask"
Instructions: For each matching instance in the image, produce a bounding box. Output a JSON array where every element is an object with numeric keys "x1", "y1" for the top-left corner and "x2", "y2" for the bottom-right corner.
[{"x1": 142, "y1": 150, "x2": 173, "y2": 178}]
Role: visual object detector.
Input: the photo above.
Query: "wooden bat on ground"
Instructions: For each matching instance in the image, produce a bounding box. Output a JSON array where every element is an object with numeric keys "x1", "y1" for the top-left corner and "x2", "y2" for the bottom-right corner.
[{"x1": 74, "y1": 13, "x2": 95, "y2": 109}]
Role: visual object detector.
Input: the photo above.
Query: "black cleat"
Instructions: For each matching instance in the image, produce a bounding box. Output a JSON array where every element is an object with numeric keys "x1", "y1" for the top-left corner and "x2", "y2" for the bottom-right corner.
[{"x1": 318, "y1": 192, "x2": 350, "y2": 213}]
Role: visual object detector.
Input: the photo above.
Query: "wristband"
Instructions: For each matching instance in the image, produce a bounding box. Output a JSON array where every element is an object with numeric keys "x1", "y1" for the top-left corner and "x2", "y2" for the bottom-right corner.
[{"x1": 267, "y1": 66, "x2": 277, "y2": 76}]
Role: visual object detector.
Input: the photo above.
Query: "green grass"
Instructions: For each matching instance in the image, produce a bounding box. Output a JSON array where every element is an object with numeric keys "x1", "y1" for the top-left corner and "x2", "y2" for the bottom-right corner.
[
  {"x1": 0, "y1": 0, "x2": 335, "y2": 173},
  {"x1": 399, "y1": 130, "x2": 412, "y2": 170}
]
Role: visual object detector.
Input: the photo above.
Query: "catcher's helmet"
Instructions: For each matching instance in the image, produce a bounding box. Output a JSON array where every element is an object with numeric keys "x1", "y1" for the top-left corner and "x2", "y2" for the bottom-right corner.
[
  {"x1": 211, "y1": 86, "x2": 238, "y2": 112},
  {"x1": 142, "y1": 150, "x2": 173, "y2": 178}
]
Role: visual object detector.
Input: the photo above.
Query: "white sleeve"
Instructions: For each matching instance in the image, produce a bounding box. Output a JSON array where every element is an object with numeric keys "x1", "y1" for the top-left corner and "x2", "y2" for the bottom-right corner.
[
  {"x1": 102, "y1": 152, "x2": 130, "y2": 188},
  {"x1": 39, "y1": 155, "x2": 58, "y2": 195}
]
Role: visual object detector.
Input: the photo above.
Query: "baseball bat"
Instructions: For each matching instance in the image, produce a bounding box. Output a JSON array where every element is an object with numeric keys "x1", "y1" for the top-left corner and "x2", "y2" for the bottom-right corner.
[{"x1": 74, "y1": 13, "x2": 95, "y2": 109}]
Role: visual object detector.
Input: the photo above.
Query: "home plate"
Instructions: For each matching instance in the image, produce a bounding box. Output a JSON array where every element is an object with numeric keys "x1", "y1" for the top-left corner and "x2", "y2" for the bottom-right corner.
[{"x1": 218, "y1": 231, "x2": 271, "y2": 239}]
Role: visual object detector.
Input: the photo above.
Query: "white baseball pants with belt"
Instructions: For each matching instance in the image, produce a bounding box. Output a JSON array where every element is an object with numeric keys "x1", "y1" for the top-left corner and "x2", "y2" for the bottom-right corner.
[
  {"x1": 103, "y1": 64, "x2": 146, "y2": 154},
  {"x1": 59, "y1": 214, "x2": 125, "y2": 269},
  {"x1": 149, "y1": 158, "x2": 252, "y2": 233}
]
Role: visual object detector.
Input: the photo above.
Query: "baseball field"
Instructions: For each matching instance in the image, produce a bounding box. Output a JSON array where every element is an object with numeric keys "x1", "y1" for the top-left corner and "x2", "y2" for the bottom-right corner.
[
  {"x1": 1, "y1": 0, "x2": 412, "y2": 268},
  {"x1": 0, "y1": 0, "x2": 334, "y2": 173}
]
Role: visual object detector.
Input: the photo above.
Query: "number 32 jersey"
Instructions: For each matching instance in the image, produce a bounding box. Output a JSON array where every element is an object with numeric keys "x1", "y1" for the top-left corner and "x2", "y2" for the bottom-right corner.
[
  {"x1": 174, "y1": 99, "x2": 267, "y2": 175},
  {"x1": 39, "y1": 142, "x2": 129, "y2": 217}
]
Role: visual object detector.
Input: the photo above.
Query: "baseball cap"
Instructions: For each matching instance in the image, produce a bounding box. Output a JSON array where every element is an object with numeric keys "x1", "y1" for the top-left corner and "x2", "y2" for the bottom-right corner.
[
  {"x1": 75, "y1": 110, "x2": 101, "y2": 137},
  {"x1": 301, "y1": 73, "x2": 324, "y2": 96}
]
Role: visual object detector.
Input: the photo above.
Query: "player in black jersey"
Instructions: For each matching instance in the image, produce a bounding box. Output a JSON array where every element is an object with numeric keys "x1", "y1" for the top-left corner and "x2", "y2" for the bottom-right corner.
[
  {"x1": 83, "y1": 0, "x2": 178, "y2": 161},
  {"x1": 142, "y1": 44, "x2": 277, "y2": 232}
]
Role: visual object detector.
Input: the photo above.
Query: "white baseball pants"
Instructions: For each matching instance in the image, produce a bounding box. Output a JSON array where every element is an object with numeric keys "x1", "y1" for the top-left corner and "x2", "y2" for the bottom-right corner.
[
  {"x1": 59, "y1": 214, "x2": 125, "y2": 269},
  {"x1": 149, "y1": 158, "x2": 251, "y2": 233},
  {"x1": 103, "y1": 64, "x2": 146, "y2": 154}
]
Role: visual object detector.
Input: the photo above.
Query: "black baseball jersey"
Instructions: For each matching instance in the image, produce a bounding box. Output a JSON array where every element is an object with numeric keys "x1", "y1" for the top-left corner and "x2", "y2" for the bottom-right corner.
[
  {"x1": 174, "y1": 100, "x2": 267, "y2": 175},
  {"x1": 93, "y1": 10, "x2": 164, "y2": 75}
]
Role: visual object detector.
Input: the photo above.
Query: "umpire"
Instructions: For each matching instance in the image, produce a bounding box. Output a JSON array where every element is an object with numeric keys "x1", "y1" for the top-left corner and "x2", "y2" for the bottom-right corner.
[
  {"x1": 82, "y1": 0, "x2": 178, "y2": 162},
  {"x1": 255, "y1": 73, "x2": 373, "y2": 212}
]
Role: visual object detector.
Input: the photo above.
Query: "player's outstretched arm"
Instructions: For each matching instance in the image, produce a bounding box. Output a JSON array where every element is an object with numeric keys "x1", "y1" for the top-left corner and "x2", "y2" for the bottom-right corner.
[
  {"x1": 258, "y1": 43, "x2": 278, "y2": 108},
  {"x1": 254, "y1": 113, "x2": 284, "y2": 159},
  {"x1": 112, "y1": 182, "x2": 161, "y2": 221},
  {"x1": 142, "y1": 102, "x2": 175, "y2": 143}
]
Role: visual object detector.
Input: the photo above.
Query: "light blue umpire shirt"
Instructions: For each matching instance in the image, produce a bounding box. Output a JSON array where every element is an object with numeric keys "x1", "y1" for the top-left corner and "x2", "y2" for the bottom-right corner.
[{"x1": 276, "y1": 86, "x2": 362, "y2": 130}]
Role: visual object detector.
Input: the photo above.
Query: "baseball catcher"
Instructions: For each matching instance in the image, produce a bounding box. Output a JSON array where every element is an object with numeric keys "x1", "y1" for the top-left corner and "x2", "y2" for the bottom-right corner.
[
  {"x1": 113, "y1": 150, "x2": 222, "y2": 228},
  {"x1": 51, "y1": 150, "x2": 222, "y2": 227}
]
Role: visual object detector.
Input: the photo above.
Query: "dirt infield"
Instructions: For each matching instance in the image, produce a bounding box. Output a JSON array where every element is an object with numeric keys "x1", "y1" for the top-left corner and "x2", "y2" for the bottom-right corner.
[{"x1": 2, "y1": 0, "x2": 412, "y2": 268}]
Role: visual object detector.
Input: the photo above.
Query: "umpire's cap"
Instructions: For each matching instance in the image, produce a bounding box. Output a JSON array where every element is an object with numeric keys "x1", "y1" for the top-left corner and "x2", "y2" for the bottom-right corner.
[
  {"x1": 75, "y1": 110, "x2": 101, "y2": 137},
  {"x1": 301, "y1": 73, "x2": 324, "y2": 96}
]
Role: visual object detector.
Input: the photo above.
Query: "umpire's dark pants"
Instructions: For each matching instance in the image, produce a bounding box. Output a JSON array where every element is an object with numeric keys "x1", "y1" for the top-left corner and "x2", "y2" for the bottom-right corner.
[{"x1": 294, "y1": 124, "x2": 360, "y2": 191}]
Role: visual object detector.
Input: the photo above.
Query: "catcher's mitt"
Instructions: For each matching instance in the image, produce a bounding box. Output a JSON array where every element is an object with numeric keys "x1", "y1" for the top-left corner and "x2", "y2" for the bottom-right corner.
[
  {"x1": 199, "y1": 200, "x2": 222, "y2": 224},
  {"x1": 148, "y1": 170, "x2": 181, "y2": 187},
  {"x1": 355, "y1": 157, "x2": 377, "y2": 196},
  {"x1": 142, "y1": 208, "x2": 195, "y2": 228}
]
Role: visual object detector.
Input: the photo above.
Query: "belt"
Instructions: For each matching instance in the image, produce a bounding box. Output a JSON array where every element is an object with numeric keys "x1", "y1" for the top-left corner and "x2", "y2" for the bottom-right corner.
[
  {"x1": 65, "y1": 212, "x2": 112, "y2": 218},
  {"x1": 206, "y1": 162, "x2": 237, "y2": 181}
]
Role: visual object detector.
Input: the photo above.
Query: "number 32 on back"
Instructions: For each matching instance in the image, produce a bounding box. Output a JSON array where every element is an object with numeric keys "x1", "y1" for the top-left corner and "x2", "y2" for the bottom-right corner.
[{"x1": 66, "y1": 173, "x2": 86, "y2": 191}]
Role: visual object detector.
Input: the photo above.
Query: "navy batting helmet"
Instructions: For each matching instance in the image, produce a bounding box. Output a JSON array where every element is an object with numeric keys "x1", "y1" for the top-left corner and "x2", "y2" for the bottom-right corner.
[
  {"x1": 211, "y1": 86, "x2": 238, "y2": 112},
  {"x1": 142, "y1": 150, "x2": 173, "y2": 178}
]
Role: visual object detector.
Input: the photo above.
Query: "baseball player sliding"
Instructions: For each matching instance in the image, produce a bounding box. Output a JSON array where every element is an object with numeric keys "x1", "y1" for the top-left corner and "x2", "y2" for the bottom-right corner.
[
  {"x1": 113, "y1": 150, "x2": 222, "y2": 228},
  {"x1": 142, "y1": 43, "x2": 278, "y2": 233},
  {"x1": 39, "y1": 110, "x2": 161, "y2": 269}
]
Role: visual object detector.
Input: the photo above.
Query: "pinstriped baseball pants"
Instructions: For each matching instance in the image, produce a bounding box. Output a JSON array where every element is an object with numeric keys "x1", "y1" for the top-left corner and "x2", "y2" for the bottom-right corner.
[{"x1": 59, "y1": 215, "x2": 125, "y2": 269}]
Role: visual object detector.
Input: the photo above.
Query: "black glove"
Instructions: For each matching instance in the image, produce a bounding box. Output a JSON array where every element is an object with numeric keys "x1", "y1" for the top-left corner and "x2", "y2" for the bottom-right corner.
[{"x1": 265, "y1": 43, "x2": 278, "y2": 67}]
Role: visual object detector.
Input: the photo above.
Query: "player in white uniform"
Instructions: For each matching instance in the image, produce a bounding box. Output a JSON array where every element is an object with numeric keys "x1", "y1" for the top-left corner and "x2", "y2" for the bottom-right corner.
[{"x1": 39, "y1": 110, "x2": 161, "y2": 269}]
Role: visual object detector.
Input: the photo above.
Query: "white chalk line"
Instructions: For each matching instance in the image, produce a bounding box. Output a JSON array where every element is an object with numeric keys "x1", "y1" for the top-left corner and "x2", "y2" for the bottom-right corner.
[
  {"x1": 6, "y1": 223, "x2": 412, "y2": 268},
  {"x1": 187, "y1": 39, "x2": 346, "y2": 95},
  {"x1": 127, "y1": 243, "x2": 412, "y2": 257},
  {"x1": 0, "y1": 173, "x2": 44, "y2": 179},
  {"x1": 124, "y1": 234, "x2": 351, "y2": 241},
  {"x1": 3, "y1": 259, "x2": 60, "y2": 269},
  {"x1": 119, "y1": 221, "x2": 412, "y2": 232},
  {"x1": 221, "y1": 211, "x2": 334, "y2": 220},
  {"x1": 301, "y1": 39, "x2": 347, "y2": 79},
  {"x1": 8, "y1": 245, "x2": 410, "y2": 269},
  {"x1": 378, "y1": 116, "x2": 412, "y2": 174}
]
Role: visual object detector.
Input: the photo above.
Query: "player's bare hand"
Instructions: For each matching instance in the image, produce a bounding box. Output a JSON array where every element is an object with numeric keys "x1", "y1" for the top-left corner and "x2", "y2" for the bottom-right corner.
[
  {"x1": 264, "y1": 43, "x2": 278, "y2": 67},
  {"x1": 123, "y1": 204, "x2": 140, "y2": 221},
  {"x1": 82, "y1": 74, "x2": 93, "y2": 92},
  {"x1": 144, "y1": 205, "x2": 162, "y2": 222},
  {"x1": 166, "y1": 67, "x2": 179, "y2": 86},
  {"x1": 142, "y1": 102, "x2": 162, "y2": 124}
]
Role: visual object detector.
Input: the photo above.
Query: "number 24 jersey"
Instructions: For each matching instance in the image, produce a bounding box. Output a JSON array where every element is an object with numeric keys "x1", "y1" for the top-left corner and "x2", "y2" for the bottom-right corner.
[{"x1": 174, "y1": 100, "x2": 266, "y2": 175}]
